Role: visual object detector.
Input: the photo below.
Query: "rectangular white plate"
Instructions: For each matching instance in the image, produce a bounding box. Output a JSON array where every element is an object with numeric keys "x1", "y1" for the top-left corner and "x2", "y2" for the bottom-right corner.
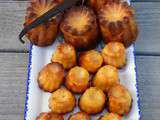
[
  {"x1": 24, "y1": 40, "x2": 140, "y2": 120},
  {"x1": 24, "y1": 1, "x2": 140, "y2": 120}
]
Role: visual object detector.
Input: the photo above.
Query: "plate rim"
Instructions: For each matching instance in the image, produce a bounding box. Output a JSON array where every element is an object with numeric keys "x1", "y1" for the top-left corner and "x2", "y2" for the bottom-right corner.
[{"x1": 24, "y1": 44, "x2": 33, "y2": 120}]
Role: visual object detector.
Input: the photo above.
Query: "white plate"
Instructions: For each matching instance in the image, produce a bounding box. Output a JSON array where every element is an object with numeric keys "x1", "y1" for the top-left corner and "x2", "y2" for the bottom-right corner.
[{"x1": 24, "y1": 1, "x2": 141, "y2": 120}]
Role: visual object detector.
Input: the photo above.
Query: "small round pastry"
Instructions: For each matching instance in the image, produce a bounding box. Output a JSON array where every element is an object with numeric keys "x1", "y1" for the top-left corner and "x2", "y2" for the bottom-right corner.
[
  {"x1": 60, "y1": 6, "x2": 99, "y2": 50},
  {"x1": 51, "y1": 43, "x2": 77, "y2": 69},
  {"x1": 65, "y1": 66, "x2": 90, "y2": 93},
  {"x1": 93, "y1": 65, "x2": 119, "y2": 92},
  {"x1": 102, "y1": 42, "x2": 126, "y2": 68},
  {"x1": 38, "y1": 62, "x2": 65, "y2": 92},
  {"x1": 79, "y1": 87, "x2": 106, "y2": 114},
  {"x1": 98, "y1": 2, "x2": 138, "y2": 47},
  {"x1": 24, "y1": 0, "x2": 63, "y2": 46},
  {"x1": 79, "y1": 50, "x2": 103, "y2": 73},
  {"x1": 108, "y1": 84, "x2": 132, "y2": 115},
  {"x1": 36, "y1": 112, "x2": 64, "y2": 120},
  {"x1": 49, "y1": 88, "x2": 76, "y2": 114},
  {"x1": 99, "y1": 113, "x2": 122, "y2": 120},
  {"x1": 69, "y1": 112, "x2": 91, "y2": 120}
]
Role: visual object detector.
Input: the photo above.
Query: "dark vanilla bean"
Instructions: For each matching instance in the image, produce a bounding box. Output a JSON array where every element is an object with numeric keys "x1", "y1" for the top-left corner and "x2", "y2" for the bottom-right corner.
[{"x1": 19, "y1": 0, "x2": 81, "y2": 44}]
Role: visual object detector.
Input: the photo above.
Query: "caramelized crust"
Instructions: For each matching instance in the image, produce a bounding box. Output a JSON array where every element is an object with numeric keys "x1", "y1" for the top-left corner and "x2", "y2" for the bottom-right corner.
[
  {"x1": 51, "y1": 43, "x2": 77, "y2": 69},
  {"x1": 79, "y1": 50, "x2": 103, "y2": 73},
  {"x1": 93, "y1": 65, "x2": 119, "y2": 92},
  {"x1": 108, "y1": 84, "x2": 132, "y2": 115},
  {"x1": 98, "y1": 2, "x2": 138, "y2": 47},
  {"x1": 69, "y1": 112, "x2": 91, "y2": 120},
  {"x1": 36, "y1": 112, "x2": 64, "y2": 120},
  {"x1": 88, "y1": 0, "x2": 119, "y2": 11},
  {"x1": 102, "y1": 42, "x2": 126, "y2": 68},
  {"x1": 38, "y1": 62, "x2": 65, "y2": 92},
  {"x1": 49, "y1": 88, "x2": 76, "y2": 114},
  {"x1": 60, "y1": 6, "x2": 99, "y2": 50},
  {"x1": 24, "y1": 0, "x2": 63, "y2": 46},
  {"x1": 65, "y1": 66, "x2": 90, "y2": 93},
  {"x1": 79, "y1": 87, "x2": 106, "y2": 114},
  {"x1": 99, "y1": 113, "x2": 122, "y2": 120}
]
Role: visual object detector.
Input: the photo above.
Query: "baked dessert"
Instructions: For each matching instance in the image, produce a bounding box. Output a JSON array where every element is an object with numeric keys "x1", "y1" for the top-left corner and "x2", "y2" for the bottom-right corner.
[
  {"x1": 88, "y1": 0, "x2": 108, "y2": 11},
  {"x1": 38, "y1": 62, "x2": 65, "y2": 92},
  {"x1": 98, "y1": 2, "x2": 138, "y2": 47},
  {"x1": 65, "y1": 66, "x2": 90, "y2": 93},
  {"x1": 99, "y1": 113, "x2": 122, "y2": 120},
  {"x1": 102, "y1": 42, "x2": 126, "y2": 68},
  {"x1": 79, "y1": 87, "x2": 106, "y2": 114},
  {"x1": 36, "y1": 112, "x2": 64, "y2": 120},
  {"x1": 68, "y1": 112, "x2": 90, "y2": 120},
  {"x1": 60, "y1": 6, "x2": 99, "y2": 50},
  {"x1": 108, "y1": 84, "x2": 132, "y2": 115},
  {"x1": 24, "y1": 0, "x2": 63, "y2": 46},
  {"x1": 88, "y1": 0, "x2": 119, "y2": 11},
  {"x1": 49, "y1": 88, "x2": 76, "y2": 114},
  {"x1": 79, "y1": 50, "x2": 103, "y2": 73},
  {"x1": 93, "y1": 65, "x2": 119, "y2": 92},
  {"x1": 51, "y1": 43, "x2": 77, "y2": 69}
]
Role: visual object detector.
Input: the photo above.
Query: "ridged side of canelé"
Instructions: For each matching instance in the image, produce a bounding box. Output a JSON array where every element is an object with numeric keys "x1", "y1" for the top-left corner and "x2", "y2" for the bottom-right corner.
[
  {"x1": 98, "y1": 2, "x2": 138, "y2": 47},
  {"x1": 24, "y1": 0, "x2": 63, "y2": 46}
]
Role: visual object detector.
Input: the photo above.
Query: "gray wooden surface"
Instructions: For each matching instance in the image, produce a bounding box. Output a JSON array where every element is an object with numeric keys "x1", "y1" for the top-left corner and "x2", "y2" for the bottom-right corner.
[
  {"x1": 0, "y1": 53, "x2": 27, "y2": 120},
  {"x1": 0, "y1": 1, "x2": 160, "y2": 120}
]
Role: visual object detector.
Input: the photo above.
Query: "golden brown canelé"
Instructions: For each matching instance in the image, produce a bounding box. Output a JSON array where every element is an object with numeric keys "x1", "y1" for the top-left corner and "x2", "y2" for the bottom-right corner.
[
  {"x1": 24, "y1": 0, "x2": 63, "y2": 46},
  {"x1": 99, "y1": 113, "x2": 122, "y2": 120},
  {"x1": 65, "y1": 66, "x2": 90, "y2": 93},
  {"x1": 36, "y1": 112, "x2": 64, "y2": 120},
  {"x1": 108, "y1": 84, "x2": 132, "y2": 116},
  {"x1": 49, "y1": 88, "x2": 76, "y2": 114},
  {"x1": 87, "y1": 0, "x2": 119, "y2": 11},
  {"x1": 60, "y1": 6, "x2": 99, "y2": 50},
  {"x1": 102, "y1": 42, "x2": 126, "y2": 68},
  {"x1": 98, "y1": 2, "x2": 138, "y2": 47},
  {"x1": 51, "y1": 43, "x2": 77, "y2": 69},
  {"x1": 79, "y1": 50, "x2": 103, "y2": 73},
  {"x1": 93, "y1": 65, "x2": 119, "y2": 93},
  {"x1": 38, "y1": 62, "x2": 65, "y2": 93},
  {"x1": 79, "y1": 87, "x2": 106, "y2": 114},
  {"x1": 69, "y1": 112, "x2": 91, "y2": 120}
]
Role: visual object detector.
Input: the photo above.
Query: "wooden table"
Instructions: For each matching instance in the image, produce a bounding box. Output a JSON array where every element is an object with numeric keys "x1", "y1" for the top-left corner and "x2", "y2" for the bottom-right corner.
[{"x1": 0, "y1": 0, "x2": 160, "y2": 120}]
